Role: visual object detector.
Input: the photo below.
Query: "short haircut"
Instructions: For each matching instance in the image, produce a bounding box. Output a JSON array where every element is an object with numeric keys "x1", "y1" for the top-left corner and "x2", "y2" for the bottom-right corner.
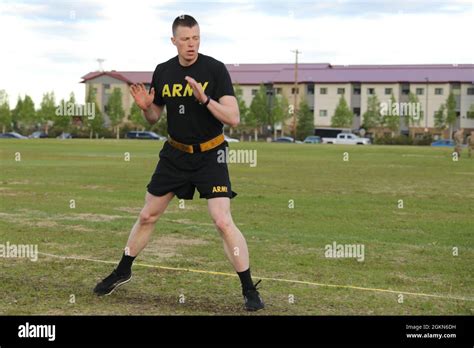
[{"x1": 172, "y1": 15, "x2": 198, "y2": 36}]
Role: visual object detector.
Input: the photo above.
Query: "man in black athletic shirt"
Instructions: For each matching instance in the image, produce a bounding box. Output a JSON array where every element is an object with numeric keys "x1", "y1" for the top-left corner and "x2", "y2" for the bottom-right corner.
[{"x1": 94, "y1": 15, "x2": 264, "y2": 311}]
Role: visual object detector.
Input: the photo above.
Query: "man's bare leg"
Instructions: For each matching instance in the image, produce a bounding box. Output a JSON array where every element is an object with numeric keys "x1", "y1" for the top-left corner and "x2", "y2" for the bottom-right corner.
[
  {"x1": 126, "y1": 192, "x2": 175, "y2": 257},
  {"x1": 207, "y1": 197, "x2": 264, "y2": 311},
  {"x1": 207, "y1": 197, "x2": 249, "y2": 272},
  {"x1": 94, "y1": 192, "x2": 174, "y2": 296}
]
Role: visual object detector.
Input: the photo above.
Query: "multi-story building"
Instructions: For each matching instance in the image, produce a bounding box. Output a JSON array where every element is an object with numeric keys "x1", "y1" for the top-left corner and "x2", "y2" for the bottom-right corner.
[{"x1": 81, "y1": 63, "x2": 474, "y2": 136}]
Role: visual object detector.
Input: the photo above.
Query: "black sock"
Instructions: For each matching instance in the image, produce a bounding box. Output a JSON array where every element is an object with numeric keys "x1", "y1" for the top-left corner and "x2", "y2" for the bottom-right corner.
[
  {"x1": 237, "y1": 268, "x2": 254, "y2": 291},
  {"x1": 116, "y1": 252, "x2": 135, "y2": 275}
]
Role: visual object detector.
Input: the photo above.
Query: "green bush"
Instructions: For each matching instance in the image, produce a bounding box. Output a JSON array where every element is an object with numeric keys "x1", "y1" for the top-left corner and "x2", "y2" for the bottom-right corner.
[
  {"x1": 374, "y1": 134, "x2": 413, "y2": 145},
  {"x1": 413, "y1": 134, "x2": 434, "y2": 146}
]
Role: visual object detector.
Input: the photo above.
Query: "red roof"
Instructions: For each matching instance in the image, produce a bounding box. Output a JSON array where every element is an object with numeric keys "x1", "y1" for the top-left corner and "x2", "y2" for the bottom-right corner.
[
  {"x1": 80, "y1": 71, "x2": 153, "y2": 84},
  {"x1": 81, "y1": 63, "x2": 474, "y2": 85}
]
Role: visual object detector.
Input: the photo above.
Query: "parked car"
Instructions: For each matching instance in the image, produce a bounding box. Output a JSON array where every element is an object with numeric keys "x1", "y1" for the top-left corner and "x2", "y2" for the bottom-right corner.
[
  {"x1": 57, "y1": 132, "x2": 72, "y2": 139},
  {"x1": 322, "y1": 133, "x2": 371, "y2": 145},
  {"x1": 273, "y1": 136, "x2": 302, "y2": 143},
  {"x1": 304, "y1": 135, "x2": 321, "y2": 144},
  {"x1": 224, "y1": 135, "x2": 239, "y2": 143},
  {"x1": 126, "y1": 131, "x2": 166, "y2": 140},
  {"x1": 431, "y1": 139, "x2": 455, "y2": 147},
  {"x1": 29, "y1": 131, "x2": 48, "y2": 138},
  {"x1": 0, "y1": 132, "x2": 28, "y2": 139}
]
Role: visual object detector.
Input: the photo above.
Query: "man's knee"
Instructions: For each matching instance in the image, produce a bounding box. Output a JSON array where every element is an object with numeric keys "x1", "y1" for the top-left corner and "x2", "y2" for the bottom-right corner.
[
  {"x1": 138, "y1": 209, "x2": 161, "y2": 225},
  {"x1": 213, "y1": 215, "x2": 234, "y2": 234}
]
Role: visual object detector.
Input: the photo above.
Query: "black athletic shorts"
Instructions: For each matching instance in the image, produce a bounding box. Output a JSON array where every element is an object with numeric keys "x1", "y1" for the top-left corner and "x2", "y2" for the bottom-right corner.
[{"x1": 146, "y1": 141, "x2": 237, "y2": 200}]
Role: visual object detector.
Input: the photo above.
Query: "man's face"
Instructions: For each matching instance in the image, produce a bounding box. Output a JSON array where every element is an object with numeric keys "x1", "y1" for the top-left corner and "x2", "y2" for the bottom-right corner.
[{"x1": 171, "y1": 25, "x2": 200, "y2": 62}]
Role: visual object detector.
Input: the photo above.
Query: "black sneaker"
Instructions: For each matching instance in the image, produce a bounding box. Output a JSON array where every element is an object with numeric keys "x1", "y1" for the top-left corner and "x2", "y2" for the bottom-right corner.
[
  {"x1": 93, "y1": 269, "x2": 132, "y2": 296},
  {"x1": 243, "y1": 280, "x2": 265, "y2": 311}
]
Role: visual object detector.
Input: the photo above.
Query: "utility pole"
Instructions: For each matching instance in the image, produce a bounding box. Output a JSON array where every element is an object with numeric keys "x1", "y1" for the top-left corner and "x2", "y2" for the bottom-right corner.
[
  {"x1": 425, "y1": 77, "x2": 429, "y2": 134},
  {"x1": 291, "y1": 49, "x2": 301, "y2": 141},
  {"x1": 97, "y1": 58, "x2": 105, "y2": 72}
]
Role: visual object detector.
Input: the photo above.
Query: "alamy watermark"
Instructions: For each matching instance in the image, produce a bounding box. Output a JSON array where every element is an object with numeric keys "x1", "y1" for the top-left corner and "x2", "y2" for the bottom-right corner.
[
  {"x1": 380, "y1": 101, "x2": 421, "y2": 120},
  {"x1": 324, "y1": 241, "x2": 365, "y2": 262},
  {"x1": 18, "y1": 322, "x2": 55, "y2": 341},
  {"x1": 217, "y1": 148, "x2": 257, "y2": 167},
  {"x1": 56, "y1": 101, "x2": 95, "y2": 120},
  {"x1": 0, "y1": 241, "x2": 38, "y2": 262}
]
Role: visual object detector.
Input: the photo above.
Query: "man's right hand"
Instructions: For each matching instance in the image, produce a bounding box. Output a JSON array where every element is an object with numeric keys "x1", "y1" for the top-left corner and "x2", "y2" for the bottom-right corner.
[{"x1": 130, "y1": 83, "x2": 154, "y2": 111}]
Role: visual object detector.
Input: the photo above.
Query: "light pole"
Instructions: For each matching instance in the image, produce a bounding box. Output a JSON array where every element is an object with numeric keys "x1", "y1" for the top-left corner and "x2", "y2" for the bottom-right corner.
[
  {"x1": 425, "y1": 77, "x2": 429, "y2": 133},
  {"x1": 291, "y1": 49, "x2": 301, "y2": 142}
]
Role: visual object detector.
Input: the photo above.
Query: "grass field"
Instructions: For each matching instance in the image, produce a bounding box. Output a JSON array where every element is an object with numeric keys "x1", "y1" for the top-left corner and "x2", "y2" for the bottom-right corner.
[{"x1": 0, "y1": 139, "x2": 473, "y2": 315}]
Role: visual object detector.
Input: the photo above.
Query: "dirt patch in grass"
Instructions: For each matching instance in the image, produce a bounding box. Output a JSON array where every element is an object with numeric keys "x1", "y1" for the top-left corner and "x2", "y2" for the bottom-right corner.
[
  {"x1": 0, "y1": 191, "x2": 20, "y2": 197},
  {"x1": 141, "y1": 234, "x2": 209, "y2": 259},
  {"x1": 56, "y1": 213, "x2": 124, "y2": 222},
  {"x1": 115, "y1": 206, "x2": 141, "y2": 215},
  {"x1": 161, "y1": 218, "x2": 214, "y2": 227},
  {"x1": 0, "y1": 212, "x2": 95, "y2": 232},
  {"x1": 2, "y1": 180, "x2": 31, "y2": 185}
]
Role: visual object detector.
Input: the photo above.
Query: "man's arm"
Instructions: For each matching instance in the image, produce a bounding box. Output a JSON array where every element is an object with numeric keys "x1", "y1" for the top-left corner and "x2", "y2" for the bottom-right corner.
[
  {"x1": 206, "y1": 96, "x2": 240, "y2": 127},
  {"x1": 184, "y1": 76, "x2": 239, "y2": 127},
  {"x1": 143, "y1": 103, "x2": 164, "y2": 125}
]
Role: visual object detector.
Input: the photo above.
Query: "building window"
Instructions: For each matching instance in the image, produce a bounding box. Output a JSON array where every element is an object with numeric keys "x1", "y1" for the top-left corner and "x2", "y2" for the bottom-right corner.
[
  {"x1": 104, "y1": 84, "x2": 110, "y2": 89},
  {"x1": 400, "y1": 83, "x2": 410, "y2": 95},
  {"x1": 367, "y1": 88, "x2": 375, "y2": 95},
  {"x1": 416, "y1": 88, "x2": 424, "y2": 95},
  {"x1": 307, "y1": 85, "x2": 314, "y2": 95},
  {"x1": 320, "y1": 87, "x2": 327, "y2": 95},
  {"x1": 467, "y1": 88, "x2": 474, "y2": 95},
  {"x1": 337, "y1": 88, "x2": 345, "y2": 95},
  {"x1": 353, "y1": 107, "x2": 361, "y2": 117},
  {"x1": 385, "y1": 88, "x2": 392, "y2": 95},
  {"x1": 319, "y1": 110, "x2": 327, "y2": 117},
  {"x1": 251, "y1": 89, "x2": 258, "y2": 96},
  {"x1": 435, "y1": 88, "x2": 443, "y2": 95},
  {"x1": 275, "y1": 88, "x2": 282, "y2": 95},
  {"x1": 291, "y1": 87, "x2": 299, "y2": 95},
  {"x1": 353, "y1": 87, "x2": 361, "y2": 95}
]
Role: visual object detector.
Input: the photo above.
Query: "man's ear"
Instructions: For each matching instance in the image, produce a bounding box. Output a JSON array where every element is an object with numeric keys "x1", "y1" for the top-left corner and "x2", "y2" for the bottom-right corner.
[{"x1": 171, "y1": 37, "x2": 176, "y2": 46}]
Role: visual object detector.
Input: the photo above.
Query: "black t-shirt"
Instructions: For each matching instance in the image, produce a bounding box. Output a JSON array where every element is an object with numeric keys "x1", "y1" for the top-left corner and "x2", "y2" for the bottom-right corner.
[{"x1": 150, "y1": 53, "x2": 235, "y2": 144}]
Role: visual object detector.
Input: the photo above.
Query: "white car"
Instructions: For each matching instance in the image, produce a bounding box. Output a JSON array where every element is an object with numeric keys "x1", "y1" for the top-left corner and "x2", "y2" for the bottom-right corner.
[
  {"x1": 224, "y1": 135, "x2": 240, "y2": 143},
  {"x1": 322, "y1": 133, "x2": 371, "y2": 145}
]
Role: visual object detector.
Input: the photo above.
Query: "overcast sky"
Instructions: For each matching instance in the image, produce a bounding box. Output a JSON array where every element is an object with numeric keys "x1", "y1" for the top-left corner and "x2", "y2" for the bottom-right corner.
[{"x1": 0, "y1": 0, "x2": 472, "y2": 107}]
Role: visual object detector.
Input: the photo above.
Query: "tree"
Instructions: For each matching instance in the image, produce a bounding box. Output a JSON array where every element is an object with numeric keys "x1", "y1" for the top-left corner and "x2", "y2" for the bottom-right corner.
[
  {"x1": 151, "y1": 110, "x2": 168, "y2": 136},
  {"x1": 247, "y1": 84, "x2": 268, "y2": 140},
  {"x1": 433, "y1": 92, "x2": 457, "y2": 139},
  {"x1": 362, "y1": 94, "x2": 382, "y2": 129},
  {"x1": 445, "y1": 92, "x2": 457, "y2": 140},
  {"x1": 270, "y1": 94, "x2": 290, "y2": 138},
  {"x1": 296, "y1": 99, "x2": 314, "y2": 140},
  {"x1": 467, "y1": 104, "x2": 474, "y2": 119},
  {"x1": 85, "y1": 87, "x2": 104, "y2": 138},
  {"x1": 107, "y1": 88, "x2": 125, "y2": 139},
  {"x1": 232, "y1": 84, "x2": 248, "y2": 136},
  {"x1": 382, "y1": 94, "x2": 400, "y2": 137},
  {"x1": 0, "y1": 90, "x2": 12, "y2": 133},
  {"x1": 130, "y1": 102, "x2": 148, "y2": 130},
  {"x1": 434, "y1": 103, "x2": 447, "y2": 131},
  {"x1": 11, "y1": 97, "x2": 23, "y2": 131},
  {"x1": 54, "y1": 93, "x2": 74, "y2": 132},
  {"x1": 37, "y1": 92, "x2": 56, "y2": 133},
  {"x1": 12, "y1": 95, "x2": 35, "y2": 132},
  {"x1": 406, "y1": 92, "x2": 423, "y2": 127},
  {"x1": 331, "y1": 95, "x2": 353, "y2": 128}
]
